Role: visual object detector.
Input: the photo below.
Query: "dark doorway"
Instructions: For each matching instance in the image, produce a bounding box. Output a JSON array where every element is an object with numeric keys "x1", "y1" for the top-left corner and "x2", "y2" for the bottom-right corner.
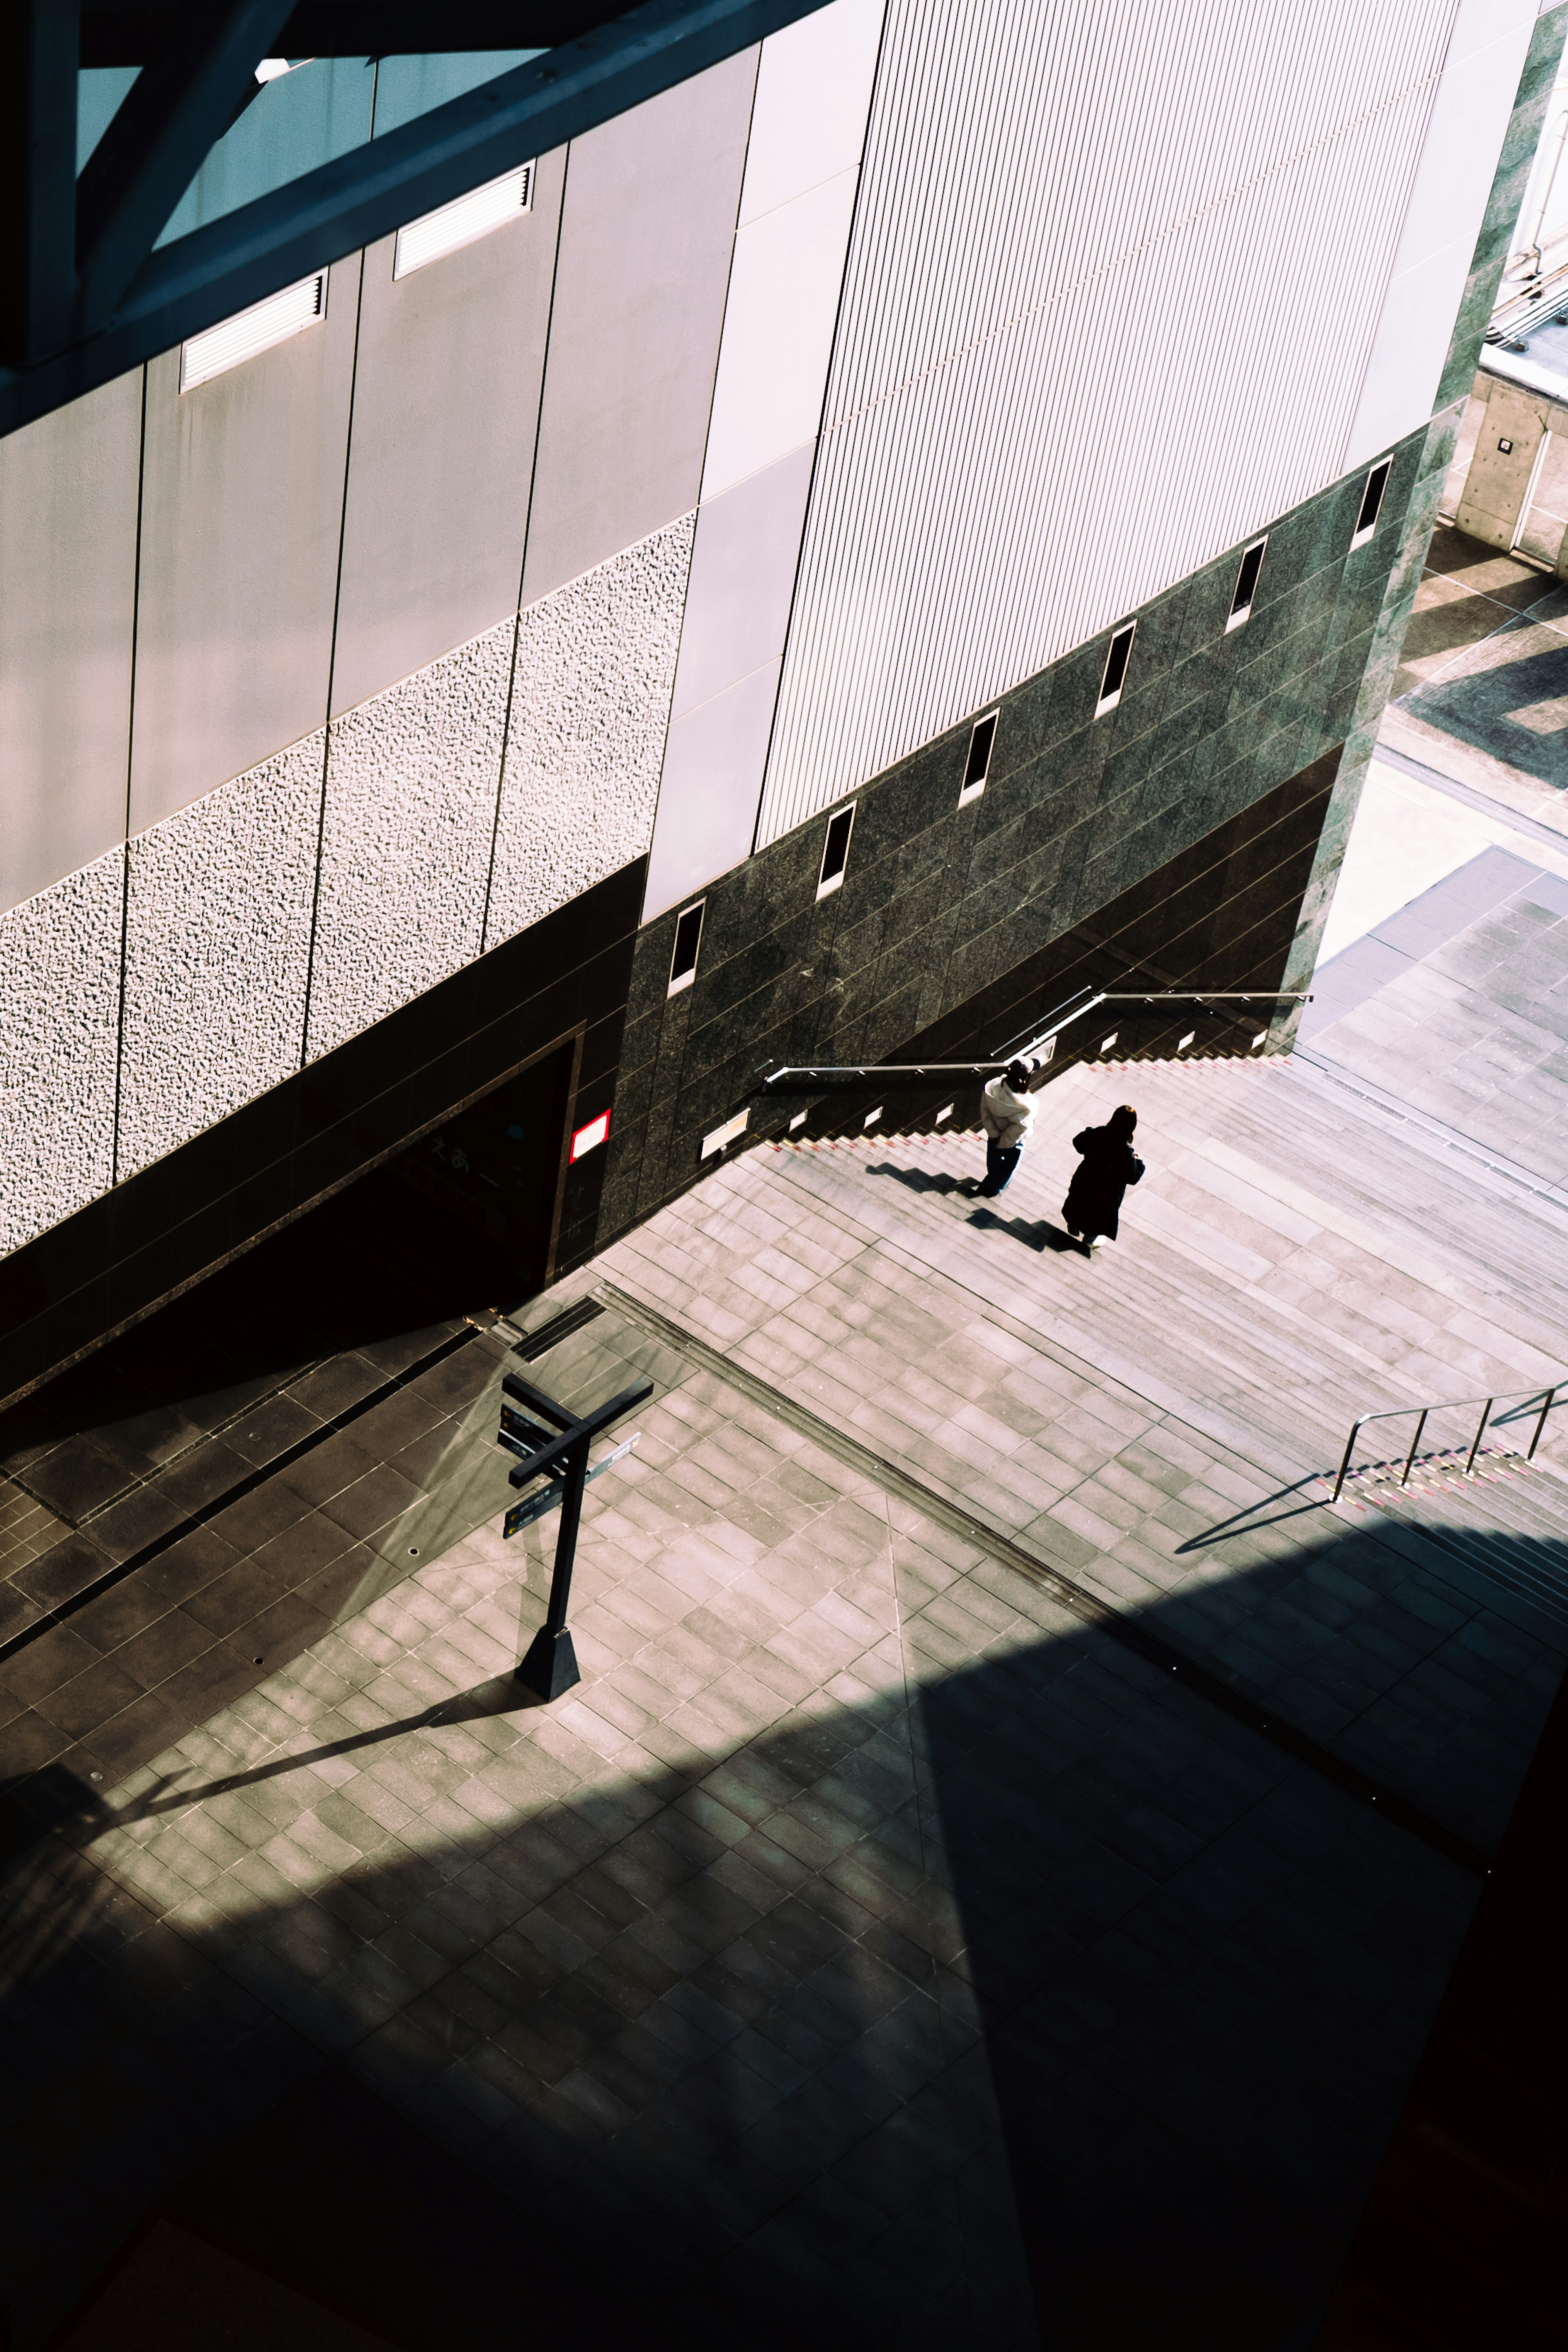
[
  {"x1": 0, "y1": 1044, "x2": 573, "y2": 1493},
  {"x1": 375, "y1": 1042, "x2": 571, "y2": 1310}
]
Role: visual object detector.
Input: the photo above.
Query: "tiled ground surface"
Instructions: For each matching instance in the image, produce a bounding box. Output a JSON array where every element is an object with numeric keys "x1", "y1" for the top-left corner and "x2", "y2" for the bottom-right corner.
[
  {"x1": 0, "y1": 1325, "x2": 510, "y2": 1796},
  {"x1": 1303, "y1": 865, "x2": 1568, "y2": 1183},
  {"x1": 0, "y1": 1476, "x2": 70, "y2": 1582},
  {"x1": 1387, "y1": 524, "x2": 1561, "y2": 706},
  {"x1": 1384, "y1": 525, "x2": 1568, "y2": 822},
  {"x1": 1, "y1": 1296, "x2": 1482, "y2": 2352},
  {"x1": 8, "y1": 699, "x2": 1568, "y2": 2345},
  {"x1": 5, "y1": 1021, "x2": 1568, "y2": 2347}
]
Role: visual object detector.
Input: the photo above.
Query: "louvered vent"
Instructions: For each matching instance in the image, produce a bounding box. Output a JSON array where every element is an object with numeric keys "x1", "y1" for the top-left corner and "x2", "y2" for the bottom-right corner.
[
  {"x1": 393, "y1": 164, "x2": 534, "y2": 279},
  {"x1": 180, "y1": 272, "x2": 327, "y2": 391}
]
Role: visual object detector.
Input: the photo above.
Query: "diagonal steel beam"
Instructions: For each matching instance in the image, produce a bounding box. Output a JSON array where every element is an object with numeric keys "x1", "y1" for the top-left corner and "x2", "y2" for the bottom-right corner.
[
  {"x1": 78, "y1": 2, "x2": 638, "y2": 64},
  {"x1": 74, "y1": 0, "x2": 299, "y2": 330},
  {"x1": 0, "y1": 0, "x2": 829, "y2": 439},
  {"x1": 0, "y1": 0, "x2": 81, "y2": 368}
]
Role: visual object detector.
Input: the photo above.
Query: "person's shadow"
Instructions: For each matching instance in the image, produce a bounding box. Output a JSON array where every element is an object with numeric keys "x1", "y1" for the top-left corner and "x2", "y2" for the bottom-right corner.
[{"x1": 864, "y1": 1162, "x2": 1086, "y2": 1255}]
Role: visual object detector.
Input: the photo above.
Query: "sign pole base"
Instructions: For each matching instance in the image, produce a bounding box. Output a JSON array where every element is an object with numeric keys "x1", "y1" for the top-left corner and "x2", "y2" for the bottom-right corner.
[{"x1": 517, "y1": 1626, "x2": 581, "y2": 1701}]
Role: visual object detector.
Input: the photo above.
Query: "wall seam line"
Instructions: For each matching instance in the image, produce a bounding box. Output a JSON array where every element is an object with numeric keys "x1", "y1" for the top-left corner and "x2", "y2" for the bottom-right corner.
[
  {"x1": 751, "y1": 0, "x2": 894, "y2": 859},
  {"x1": 639, "y1": 37, "x2": 764, "y2": 930},
  {"x1": 111, "y1": 363, "x2": 150, "y2": 1189},
  {"x1": 483, "y1": 144, "x2": 573, "y2": 957},
  {"x1": 301, "y1": 235, "x2": 370, "y2": 1071}
]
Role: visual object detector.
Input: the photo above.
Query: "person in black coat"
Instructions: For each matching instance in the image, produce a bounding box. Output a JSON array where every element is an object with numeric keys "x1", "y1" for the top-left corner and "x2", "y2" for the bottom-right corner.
[{"x1": 1063, "y1": 1104, "x2": 1144, "y2": 1253}]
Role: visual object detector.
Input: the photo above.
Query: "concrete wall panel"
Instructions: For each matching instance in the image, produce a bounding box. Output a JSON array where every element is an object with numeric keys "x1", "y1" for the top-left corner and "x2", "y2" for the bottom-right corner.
[
  {"x1": 330, "y1": 148, "x2": 566, "y2": 717},
  {"x1": 761, "y1": 0, "x2": 1463, "y2": 845},
  {"x1": 519, "y1": 53, "x2": 755, "y2": 604},
  {"x1": 306, "y1": 621, "x2": 513, "y2": 1062},
  {"x1": 700, "y1": 167, "x2": 861, "y2": 502},
  {"x1": 644, "y1": 657, "x2": 782, "y2": 923},
  {"x1": 0, "y1": 850, "x2": 123, "y2": 1256},
  {"x1": 129, "y1": 255, "x2": 361, "y2": 833},
  {"x1": 489, "y1": 516, "x2": 693, "y2": 946},
  {"x1": 1344, "y1": 1, "x2": 1537, "y2": 468},
  {"x1": 737, "y1": 0, "x2": 885, "y2": 227},
  {"x1": 118, "y1": 735, "x2": 323, "y2": 1179},
  {"x1": 0, "y1": 374, "x2": 141, "y2": 914},
  {"x1": 670, "y1": 442, "x2": 815, "y2": 721}
]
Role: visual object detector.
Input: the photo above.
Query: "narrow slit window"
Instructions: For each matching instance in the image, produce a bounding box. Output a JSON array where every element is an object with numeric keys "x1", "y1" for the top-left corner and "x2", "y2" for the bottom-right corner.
[
  {"x1": 668, "y1": 900, "x2": 705, "y2": 996},
  {"x1": 180, "y1": 272, "x2": 326, "y2": 390},
  {"x1": 1351, "y1": 459, "x2": 1392, "y2": 548},
  {"x1": 817, "y1": 804, "x2": 856, "y2": 900},
  {"x1": 959, "y1": 710, "x2": 998, "y2": 804},
  {"x1": 1227, "y1": 537, "x2": 1267, "y2": 630},
  {"x1": 1096, "y1": 623, "x2": 1136, "y2": 715},
  {"x1": 394, "y1": 163, "x2": 534, "y2": 278}
]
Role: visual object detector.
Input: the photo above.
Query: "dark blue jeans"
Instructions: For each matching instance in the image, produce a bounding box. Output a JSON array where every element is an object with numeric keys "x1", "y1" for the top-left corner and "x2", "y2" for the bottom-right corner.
[{"x1": 982, "y1": 1140, "x2": 1022, "y2": 1196}]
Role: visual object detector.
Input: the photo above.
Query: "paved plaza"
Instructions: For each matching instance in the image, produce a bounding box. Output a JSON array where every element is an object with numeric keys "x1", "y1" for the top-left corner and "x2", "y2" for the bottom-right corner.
[{"x1": 5, "y1": 568, "x2": 1568, "y2": 2344}]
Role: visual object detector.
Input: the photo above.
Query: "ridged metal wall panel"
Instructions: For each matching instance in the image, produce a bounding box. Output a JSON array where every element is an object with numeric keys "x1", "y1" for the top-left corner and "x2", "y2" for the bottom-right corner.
[{"x1": 758, "y1": 0, "x2": 1460, "y2": 845}]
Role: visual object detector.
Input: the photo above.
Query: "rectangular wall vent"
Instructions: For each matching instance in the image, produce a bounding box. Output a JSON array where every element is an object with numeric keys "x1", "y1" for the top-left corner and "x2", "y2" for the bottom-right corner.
[
  {"x1": 1227, "y1": 537, "x2": 1268, "y2": 630},
  {"x1": 394, "y1": 164, "x2": 534, "y2": 279},
  {"x1": 1095, "y1": 623, "x2": 1136, "y2": 716},
  {"x1": 817, "y1": 803, "x2": 856, "y2": 900},
  {"x1": 668, "y1": 900, "x2": 705, "y2": 996},
  {"x1": 180, "y1": 272, "x2": 327, "y2": 391},
  {"x1": 959, "y1": 710, "x2": 998, "y2": 805},
  {"x1": 1351, "y1": 457, "x2": 1392, "y2": 548},
  {"x1": 702, "y1": 1109, "x2": 750, "y2": 1159}
]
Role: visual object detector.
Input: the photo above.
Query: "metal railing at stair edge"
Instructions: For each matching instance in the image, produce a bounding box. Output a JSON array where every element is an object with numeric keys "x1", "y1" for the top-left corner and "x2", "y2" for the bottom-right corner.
[
  {"x1": 759, "y1": 984, "x2": 1313, "y2": 1091},
  {"x1": 1331, "y1": 1377, "x2": 1566, "y2": 1504}
]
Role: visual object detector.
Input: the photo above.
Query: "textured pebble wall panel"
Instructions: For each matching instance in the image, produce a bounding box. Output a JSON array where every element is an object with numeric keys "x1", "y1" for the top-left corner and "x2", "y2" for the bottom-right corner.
[
  {"x1": 0, "y1": 851, "x2": 124, "y2": 1256},
  {"x1": 117, "y1": 734, "x2": 325, "y2": 1180},
  {"x1": 305, "y1": 621, "x2": 514, "y2": 1062},
  {"x1": 486, "y1": 514, "x2": 693, "y2": 948}
]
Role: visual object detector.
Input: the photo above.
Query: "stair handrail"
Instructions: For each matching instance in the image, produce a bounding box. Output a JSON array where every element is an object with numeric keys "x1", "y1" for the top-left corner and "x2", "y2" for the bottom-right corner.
[
  {"x1": 1331, "y1": 1376, "x2": 1565, "y2": 1502},
  {"x1": 759, "y1": 987, "x2": 1312, "y2": 1090}
]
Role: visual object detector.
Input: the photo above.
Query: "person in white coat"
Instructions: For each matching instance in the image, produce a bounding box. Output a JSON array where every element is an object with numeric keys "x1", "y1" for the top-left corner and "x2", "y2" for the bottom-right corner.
[{"x1": 966, "y1": 1059, "x2": 1038, "y2": 1197}]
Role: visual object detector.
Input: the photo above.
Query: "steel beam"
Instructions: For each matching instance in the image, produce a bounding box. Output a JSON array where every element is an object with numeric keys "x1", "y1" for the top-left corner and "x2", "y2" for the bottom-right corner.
[
  {"x1": 0, "y1": 0, "x2": 80, "y2": 368},
  {"x1": 2, "y1": 0, "x2": 830, "y2": 439},
  {"x1": 75, "y1": 0, "x2": 302, "y2": 329},
  {"x1": 78, "y1": 2, "x2": 630, "y2": 62}
]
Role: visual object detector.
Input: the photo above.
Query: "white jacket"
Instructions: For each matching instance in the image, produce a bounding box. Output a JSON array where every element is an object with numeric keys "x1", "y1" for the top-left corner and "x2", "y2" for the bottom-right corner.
[{"x1": 981, "y1": 1076, "x2": 1036, "y2": 1150}]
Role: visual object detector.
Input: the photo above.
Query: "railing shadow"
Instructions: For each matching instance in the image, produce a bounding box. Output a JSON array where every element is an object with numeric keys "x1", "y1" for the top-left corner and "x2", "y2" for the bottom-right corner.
[{"x1": 863, "y1": 1161, "x2": 1080, "y2": 1254}]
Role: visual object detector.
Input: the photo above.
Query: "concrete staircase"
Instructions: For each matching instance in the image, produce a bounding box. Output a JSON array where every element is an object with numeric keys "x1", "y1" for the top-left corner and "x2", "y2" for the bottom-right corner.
[{"x1": 762, "y1": 1042, "x2": 1568, "y2": 1648}]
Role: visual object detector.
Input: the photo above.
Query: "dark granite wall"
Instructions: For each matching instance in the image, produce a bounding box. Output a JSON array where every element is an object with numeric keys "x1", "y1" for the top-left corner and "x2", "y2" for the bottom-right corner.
[
  {"x1": 599, "y1": 421, "x2": 1430, "y2": 1239},
  {"x1": 747, "y1": 744, "x2": 1343, "y2": 1149}
]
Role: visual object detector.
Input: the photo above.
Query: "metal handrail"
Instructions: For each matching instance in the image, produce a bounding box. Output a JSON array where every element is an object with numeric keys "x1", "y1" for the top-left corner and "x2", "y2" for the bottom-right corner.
[
  {"x1": 1331, "y1": 1377, "x2": 1564, "y2": 1503},
  {"x1": 760, "y1": 988, "x2": 1312, "y2": 1089}
]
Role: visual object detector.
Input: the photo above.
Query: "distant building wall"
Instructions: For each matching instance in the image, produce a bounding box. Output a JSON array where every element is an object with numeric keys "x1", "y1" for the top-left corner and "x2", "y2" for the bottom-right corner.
[{"x1": 1443, "y1": 365, "x2": 1568, "y2": 569}]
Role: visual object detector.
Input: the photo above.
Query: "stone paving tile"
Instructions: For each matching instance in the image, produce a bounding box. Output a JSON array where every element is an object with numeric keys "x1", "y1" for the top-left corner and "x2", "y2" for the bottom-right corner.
[
  {"x1": 0, "y1": 1333, "x2": 510, "y2": 1800},
  {"x1": 0, "y1": 1292, "x2": 1488, "y2": 2352},
  {"x1": 600, "y1": 1107, "x2": 1567, "y2": 1852},
  {"x1": 9, "y1": 1001, "x2": 1568, "y2": 2343}
]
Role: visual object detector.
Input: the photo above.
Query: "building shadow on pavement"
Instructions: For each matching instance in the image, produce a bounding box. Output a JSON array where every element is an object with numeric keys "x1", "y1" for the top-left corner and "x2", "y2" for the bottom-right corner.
[
  {"x1": 1398, "y1": 601, "x2": 1568, "y2": 790},
  {"x1": 8, "y1": 1508, "x2": 1565, "y2": 2351}
]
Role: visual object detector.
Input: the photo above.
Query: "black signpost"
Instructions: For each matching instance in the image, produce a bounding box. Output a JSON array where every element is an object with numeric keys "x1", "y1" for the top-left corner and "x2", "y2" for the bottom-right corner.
[{"x1": 498, "y1": 1366, "x2": 652, "y2": 1700}]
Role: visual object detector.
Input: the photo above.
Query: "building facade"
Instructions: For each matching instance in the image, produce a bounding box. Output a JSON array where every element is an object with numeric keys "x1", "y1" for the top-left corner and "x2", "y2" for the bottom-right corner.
[{"x1": 2, "y1": 0, "x2": 1565, "y2": 1403}]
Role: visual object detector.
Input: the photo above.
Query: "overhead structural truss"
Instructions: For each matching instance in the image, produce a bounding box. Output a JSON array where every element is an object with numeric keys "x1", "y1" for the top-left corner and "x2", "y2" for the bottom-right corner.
[{"x1": 0, "y1": 0, "x2": 828, "y2": 440}]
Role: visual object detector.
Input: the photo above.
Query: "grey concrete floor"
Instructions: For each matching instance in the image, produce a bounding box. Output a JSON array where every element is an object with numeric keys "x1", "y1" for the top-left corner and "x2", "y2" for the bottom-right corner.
[
  {"x1": 7, "y1": 1014, "x2": 1568, "y2": 2348},
  {"x1": 1383, "y1": 525, "x2": 1567, "y2": 824},
  {"x1": 7, "y1": 537, "x2": 1568, "y2": 2345}
]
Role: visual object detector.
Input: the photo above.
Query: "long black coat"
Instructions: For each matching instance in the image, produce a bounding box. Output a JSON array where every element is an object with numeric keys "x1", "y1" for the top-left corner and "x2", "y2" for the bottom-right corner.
[{"x1": 1063, "y1": 1125, "x2": 1145, "y2": 1240}]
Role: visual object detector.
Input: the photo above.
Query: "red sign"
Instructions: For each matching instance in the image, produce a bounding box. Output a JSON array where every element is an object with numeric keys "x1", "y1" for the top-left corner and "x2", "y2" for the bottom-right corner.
[{"x1": 570, "y1": 1108, "x2": 611, "y2": 1162}]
